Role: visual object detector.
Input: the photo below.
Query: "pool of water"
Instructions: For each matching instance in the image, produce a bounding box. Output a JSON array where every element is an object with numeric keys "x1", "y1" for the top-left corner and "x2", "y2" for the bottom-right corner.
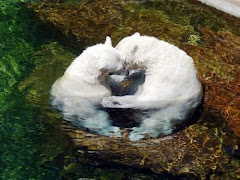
[{"x1": 1, "y1": 0, "x2": 239, "y2": 179}]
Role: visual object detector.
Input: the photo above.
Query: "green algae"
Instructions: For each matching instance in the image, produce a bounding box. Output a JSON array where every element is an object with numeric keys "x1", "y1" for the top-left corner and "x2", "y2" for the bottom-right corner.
[
  {"x1": 0, "y1": 91, "x2": 52, "y2": 179},
  {"x1": 0, "y1": 1, "x2": 36, "y2": 100},
  {"x1": 187, "y1": 33, "x2": 201, "y2": 46},
  {"x1": 0, "y1": 1, "x2": 71, "y2": 179}
]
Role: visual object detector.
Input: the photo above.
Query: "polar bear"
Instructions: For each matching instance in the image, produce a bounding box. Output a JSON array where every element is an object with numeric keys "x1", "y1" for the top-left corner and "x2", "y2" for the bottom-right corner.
[
  {"x1": 102, "y1": 33, "x2": 203, "y2": 141},
  {"x1": 50, "y1": 37, "x2": 123, "y2": 137}
]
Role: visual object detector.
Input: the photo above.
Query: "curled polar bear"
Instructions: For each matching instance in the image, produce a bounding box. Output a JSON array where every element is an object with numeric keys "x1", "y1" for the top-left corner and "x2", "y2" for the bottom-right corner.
[
  {"x1": 102, "y1": 33, "x2": 203, "y2": 141},
  {"x1": 50, "y1": 37, "x2": 123, "y2": 137}
]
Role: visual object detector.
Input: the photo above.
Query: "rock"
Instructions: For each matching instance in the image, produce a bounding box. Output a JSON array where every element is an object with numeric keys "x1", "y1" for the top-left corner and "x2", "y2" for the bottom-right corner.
[
  {"x1": 26, "y1": 0, "x2": 196, "y2": 47},
  {"x1": 18, "y1": 42, "x2": 76, "y2": 105},
  {"x1": 25, "y1": 0, "x2": 240, "y2": 178},
  {"x1": 61, "y1": 107, "x2": 239, "y2": 179},
  {"x1": 183, "y1": 26, "x2": 240, "y2": 138},
  {"x1": 27, "y1": 0, "x2": 123, "y2": 48}
]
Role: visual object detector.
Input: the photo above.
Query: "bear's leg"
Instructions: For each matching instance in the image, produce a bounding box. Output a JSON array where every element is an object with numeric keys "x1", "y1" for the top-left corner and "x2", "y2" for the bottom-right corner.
[
  {"x1": 128, "y1": 117, "x2": 173, "y2": 141},
  {"x1": 98, "y1": 126, "x2": 122, "y2": 138},
  {"x1": 128, "y1": 127, "x2": 146, "y2": 141},
  {"x1": 78, "y1": 110, "x2": 122, "y2": 138}
]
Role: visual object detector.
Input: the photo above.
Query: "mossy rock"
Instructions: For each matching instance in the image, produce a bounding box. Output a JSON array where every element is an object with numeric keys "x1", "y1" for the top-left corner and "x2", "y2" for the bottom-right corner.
[{"x1": 182, "y1": 26, "x2": 240, "y2": 138}]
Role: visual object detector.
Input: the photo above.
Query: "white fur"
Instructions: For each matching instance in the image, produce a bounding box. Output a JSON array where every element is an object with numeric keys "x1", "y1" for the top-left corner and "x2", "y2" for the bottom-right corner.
[
  {"x1": 102, "y1": 33, "x2": 203, "y2": 141},
  {"x1": 51, "y1": 37, "x2": 123, "y2": 137}
]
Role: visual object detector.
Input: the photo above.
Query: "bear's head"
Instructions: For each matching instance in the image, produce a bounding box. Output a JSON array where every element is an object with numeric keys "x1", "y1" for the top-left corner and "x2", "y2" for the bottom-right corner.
[
  {"x1": 93, "y1": 37, "x2": 124, "y2": 84},
  {"x1": 115, "y1": 32, "x2": 140, "y2": 69},
  {"x1": 64, "y1": 36, "x2": 124, "y2": 85},
  {"x1": 99, "y1": 37, "x2": 124, "y2": 74}
]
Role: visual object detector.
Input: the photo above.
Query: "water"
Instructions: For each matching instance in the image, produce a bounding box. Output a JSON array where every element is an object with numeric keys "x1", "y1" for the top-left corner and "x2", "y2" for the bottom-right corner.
[
  {"x1": 1, "y1": 0, "x2": 239, "y2": 179},
  {"x1": 0, "y1": 1, "x2": 74, "y2": 178}
]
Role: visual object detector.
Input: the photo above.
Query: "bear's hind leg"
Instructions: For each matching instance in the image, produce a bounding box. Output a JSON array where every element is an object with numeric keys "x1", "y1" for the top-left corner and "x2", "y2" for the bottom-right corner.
[{"x1": 128, "y1": 117, "x2": 173, "y2": 141}]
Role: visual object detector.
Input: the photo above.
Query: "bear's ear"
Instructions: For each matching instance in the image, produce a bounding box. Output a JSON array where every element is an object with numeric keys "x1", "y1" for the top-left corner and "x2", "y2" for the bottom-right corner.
[
  {"x1": 131, "y1": 45, "x2": 138, "y2": 54},
  {"x1": 105, "y1": 36, "x2": 112, "y2": 47},
  {"x1": 132, "y1": 32, "x2": 140, "y2": 37}
]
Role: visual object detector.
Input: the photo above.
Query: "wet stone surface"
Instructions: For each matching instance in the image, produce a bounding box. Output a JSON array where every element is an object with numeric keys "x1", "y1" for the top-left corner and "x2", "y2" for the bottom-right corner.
[{"x1": 25, "y1": 0, "x2": 240, "y2": 179}]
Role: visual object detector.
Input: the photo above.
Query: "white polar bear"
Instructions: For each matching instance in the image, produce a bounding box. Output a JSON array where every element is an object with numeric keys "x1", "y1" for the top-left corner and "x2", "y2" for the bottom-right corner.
[
  {"x1": 50, "y1": 37, "x2": 123, "y2": 137},
  {"x1": 102, "y1": 33, "x2": 203, "y2": 141}
]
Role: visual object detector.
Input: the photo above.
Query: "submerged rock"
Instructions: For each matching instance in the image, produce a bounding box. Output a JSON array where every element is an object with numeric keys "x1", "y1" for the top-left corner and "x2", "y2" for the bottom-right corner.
[
  {"x1": 183, "y1": 26, "x2": 240, "y2": 138},
  {"x1": 25, "y1": 0, "x2": 240, "y2": 178},
  {"x1": 61, "y1": 108, "x2": 239, "y2": 179},
  {"x1": 27, "y1": 0, "x2": 123, "y2": 48}
]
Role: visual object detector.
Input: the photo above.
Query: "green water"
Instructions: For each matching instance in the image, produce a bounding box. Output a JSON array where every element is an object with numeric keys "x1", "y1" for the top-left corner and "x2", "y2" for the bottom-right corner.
[
  {"x1": 0, "y1": 1, "x2": 161, "y2": 179},
  {"x1": 0, "y1": 1, "x2": 68, "y2": 179}
]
